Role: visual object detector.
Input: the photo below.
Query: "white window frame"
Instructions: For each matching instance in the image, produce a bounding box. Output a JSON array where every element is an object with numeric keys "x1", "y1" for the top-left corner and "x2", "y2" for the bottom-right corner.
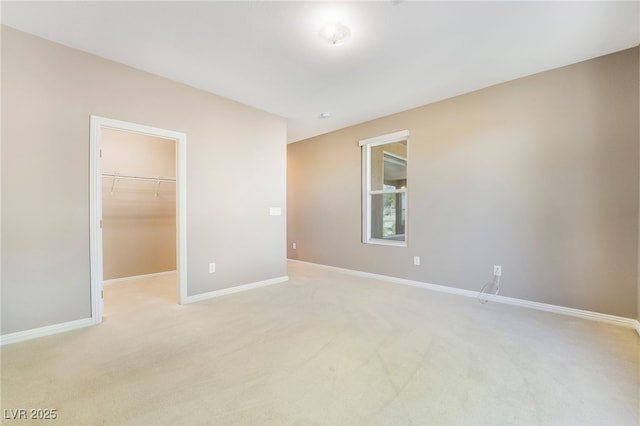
[{"x1": 360, "y1": 129, "x2": 409, "y2": 247}]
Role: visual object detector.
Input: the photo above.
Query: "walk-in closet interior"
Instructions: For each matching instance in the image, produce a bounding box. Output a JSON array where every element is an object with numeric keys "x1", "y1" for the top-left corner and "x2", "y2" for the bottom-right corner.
[{"x1": 101, "y1": 128, "x2": 177, "y2": 294}]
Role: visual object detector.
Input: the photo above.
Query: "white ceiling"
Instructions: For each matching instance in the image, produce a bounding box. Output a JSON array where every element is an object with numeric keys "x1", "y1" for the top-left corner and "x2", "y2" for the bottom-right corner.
[{"x1": 2, "y1": 1, "x2": 639, "y2": 143}]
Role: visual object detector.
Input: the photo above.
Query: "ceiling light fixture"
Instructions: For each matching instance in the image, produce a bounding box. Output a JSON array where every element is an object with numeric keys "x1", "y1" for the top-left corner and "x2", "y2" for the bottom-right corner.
[
  {"x1": 319, "y1": 112, "x2": 332, "y2": 119},
  {"x1": 319, "y1": 22, "x2": 351, "y2": 45}
]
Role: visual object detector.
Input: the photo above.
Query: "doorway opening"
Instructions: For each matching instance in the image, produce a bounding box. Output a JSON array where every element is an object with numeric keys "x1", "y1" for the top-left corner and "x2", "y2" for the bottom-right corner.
[{"x1": 89, "y1": 116, "x2": 187, "y2": 324}]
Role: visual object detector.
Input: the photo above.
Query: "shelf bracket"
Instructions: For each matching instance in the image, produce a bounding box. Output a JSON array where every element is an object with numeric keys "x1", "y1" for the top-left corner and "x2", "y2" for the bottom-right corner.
[
  {"x1": 155, "y1": 177, "x2": 161, "y2": 197},
  {"x1": 110, "y1": 174, "x2": 120, "y2": 194}
]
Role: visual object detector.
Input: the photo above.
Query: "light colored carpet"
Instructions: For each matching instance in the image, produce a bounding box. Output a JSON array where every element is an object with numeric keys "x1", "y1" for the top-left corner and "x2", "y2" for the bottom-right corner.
[{"x1": 1, "y1": 261, "x2": 638, "y2": 425}]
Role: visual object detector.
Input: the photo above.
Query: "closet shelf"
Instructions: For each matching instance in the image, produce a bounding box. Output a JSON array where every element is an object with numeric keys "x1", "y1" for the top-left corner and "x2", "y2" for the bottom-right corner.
[
  {"x1": 102, "y1": 173, "x2": 176, "y2": 196},
  {"x1": 102, "y1": 173, "x2": 176, "y2": 182}
]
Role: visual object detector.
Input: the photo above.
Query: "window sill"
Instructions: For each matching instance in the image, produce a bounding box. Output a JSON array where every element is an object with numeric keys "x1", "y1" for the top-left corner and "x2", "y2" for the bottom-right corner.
[{"x1": 365, "y1": 238, "x2": 407, "y2": 247}]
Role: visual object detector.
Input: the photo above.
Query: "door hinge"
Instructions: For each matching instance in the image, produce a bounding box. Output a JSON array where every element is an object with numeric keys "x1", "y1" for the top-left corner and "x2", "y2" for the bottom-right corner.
[
  {"x1": 99, "y1": 149, "x2": 102, "y2": 158},
  {"x1": 100, "y1": 219, "x2": 103, "y2": 228},
  {"x1": 101, "y1": 290, "x2": 104, "y2": 299}
]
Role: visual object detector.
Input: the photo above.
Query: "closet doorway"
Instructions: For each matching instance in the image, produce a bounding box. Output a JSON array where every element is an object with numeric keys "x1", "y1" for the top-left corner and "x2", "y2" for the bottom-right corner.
[{"x1": 89, "y1": 116, "x2": 187, "y2": 324}]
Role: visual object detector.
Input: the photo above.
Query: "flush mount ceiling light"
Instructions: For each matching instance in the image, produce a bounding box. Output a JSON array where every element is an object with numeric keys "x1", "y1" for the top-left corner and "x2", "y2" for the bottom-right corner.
[
  {"x1": 319, "y1": 22, "x2": 351, "y2": 45},
  {"x1": 319, "y1": 112, "x2": 332, "y2": 119}
]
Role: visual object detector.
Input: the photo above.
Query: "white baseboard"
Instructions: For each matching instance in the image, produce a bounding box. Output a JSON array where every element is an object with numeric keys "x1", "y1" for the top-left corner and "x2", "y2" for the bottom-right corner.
[
  {"x1": 103, "y1": 270, "x2": 176, "y2": 286},
  {"x1": 288, "y1": 259, "x2": 640, "y2": 335},
  {"x1": 1, "y1": 274, "x2": 288, "y2": 345},
  {"x1": 184, "y1": 276, "x2": 289, "y2": 304},
  {"x1": 489, "y1": 293, "x2": 638, "y2": 331},
  {"x1": 0, "y1": 318, "x2": 94, "y2": 346}
]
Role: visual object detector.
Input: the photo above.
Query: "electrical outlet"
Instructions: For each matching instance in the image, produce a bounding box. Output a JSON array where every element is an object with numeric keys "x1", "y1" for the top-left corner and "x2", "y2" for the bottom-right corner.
[
  {"x1": 493, "y1": 265, "x2": 502, "y2": 276},
  {"x1": 292, "y1": 242, "x2": 297, "y2": 249},
  {"x1": 413, "y1": 256, "x2": 421, "y2": 266},
  {"x1": 209, "y1": 263, "x2": 216, "y2": 273}
]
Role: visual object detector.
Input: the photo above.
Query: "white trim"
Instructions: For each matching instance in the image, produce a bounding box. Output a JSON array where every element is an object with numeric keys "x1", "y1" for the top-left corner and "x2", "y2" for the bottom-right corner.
[
  {"x1": 359, "y1": 129, "x2": 410, "y2": 147},
  {"x1": 288, "y1": 260, "x2": 640, "y2": 333},
  {"x1": 370, "y1": 189, "x2": 406, "y2": 195},
  {"x1": 361, "y1": 143, "x2": 370, "y2": 242},
  {"x1": 89, "y1": 116, "x2": 188, "y2": 327},
  {"x1": 489, "y1": 294, "x2": 638, "y2": 330},
  {"x1": 366, "y1": 238, "x2": 407, "y2": 247},
  {"x1": 0, "y1": 276, "x2": 288, "y2": 345},
  {"x1": 103, "y1": 270, "x2": 176, "y2": 286},
  {"x1": 0, "y1": 318, "x2": 94, "y2": 346},
  {"x1": 89, "y1": 117, "x2": 103, "y2": 324},
  {"x1": 184, "y1": 276, "x2": 289, "y2": 304}
]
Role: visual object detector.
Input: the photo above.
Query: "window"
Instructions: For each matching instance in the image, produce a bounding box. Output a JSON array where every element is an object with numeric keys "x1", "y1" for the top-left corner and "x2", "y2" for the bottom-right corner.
[{"x1": 360, "y1": 130, "x2": 409, "y2": 246}]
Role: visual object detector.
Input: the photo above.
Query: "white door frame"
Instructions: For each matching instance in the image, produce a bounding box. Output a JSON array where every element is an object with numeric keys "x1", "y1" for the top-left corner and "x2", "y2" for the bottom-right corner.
[{"x1": 89, "y1": 116, "x2": 187, "y2": 324}]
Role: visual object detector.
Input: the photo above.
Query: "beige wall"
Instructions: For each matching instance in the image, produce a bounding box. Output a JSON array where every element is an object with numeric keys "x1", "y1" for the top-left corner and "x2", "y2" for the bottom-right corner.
[
  {"x1": 1, "y1": 27, "x2": 287, "y2": 335},
  {"x1": 102, "y1": 129, "x2": 176, "y2": 280},
  {"x1": 288, "y1": 47, "x2": 639, "y2": 318}
]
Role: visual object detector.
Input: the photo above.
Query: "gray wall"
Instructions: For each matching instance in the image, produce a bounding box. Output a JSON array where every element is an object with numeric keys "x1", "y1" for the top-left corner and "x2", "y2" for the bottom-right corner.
[
  {"x1": 1, "y1": 27, "x2": 287, "y2": 335},
  {"x1": 288, "y1": 48, "x2": 639, "y2": 319}
]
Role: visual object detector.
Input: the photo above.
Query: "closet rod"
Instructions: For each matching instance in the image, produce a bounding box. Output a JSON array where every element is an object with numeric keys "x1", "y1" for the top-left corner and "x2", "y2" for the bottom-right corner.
[{"x1": 102, "y1": 173, "x2": 176, "y2": 182}]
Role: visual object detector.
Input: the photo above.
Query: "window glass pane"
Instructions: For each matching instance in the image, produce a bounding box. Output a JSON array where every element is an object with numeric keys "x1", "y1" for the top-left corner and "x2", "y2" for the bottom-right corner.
[
  {"x1": 370, "y1": 192, "x2": 406, "y2": 240},
  {"x1": 361, "y1": 130, "x2": 409, "y2": 246},
  {"x1": 370, "y1": 141, "x2": 407, "y2": 191},
  {"x1": 383, "y1": 153, "x2": 407, "y2": 190}
]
